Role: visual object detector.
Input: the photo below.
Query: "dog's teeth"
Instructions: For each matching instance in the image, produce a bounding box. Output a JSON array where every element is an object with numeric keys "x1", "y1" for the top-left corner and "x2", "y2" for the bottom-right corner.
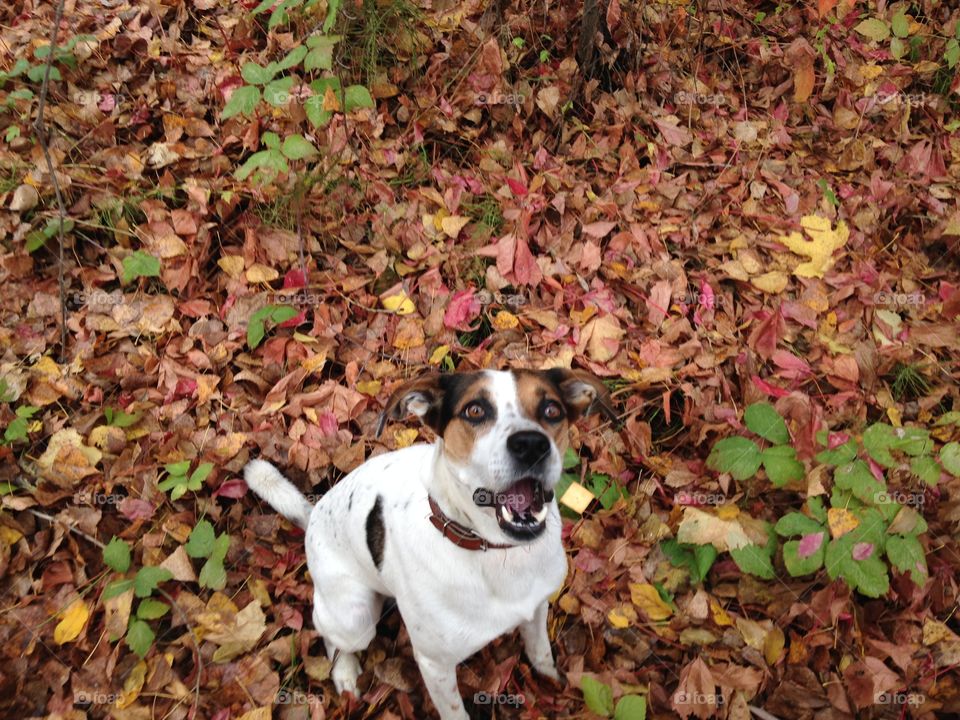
[
  {"x1": 532, "y1": 505, "x2": 548, "y2": 522},
  {"x1": 501, "y1": 506, "x2": 514, "y2": 522}
]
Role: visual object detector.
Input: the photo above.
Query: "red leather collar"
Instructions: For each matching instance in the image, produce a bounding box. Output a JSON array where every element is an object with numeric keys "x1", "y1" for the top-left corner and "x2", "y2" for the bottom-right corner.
[{"x1": 427, "y1": 496, "x2": 515, "y2": 551}]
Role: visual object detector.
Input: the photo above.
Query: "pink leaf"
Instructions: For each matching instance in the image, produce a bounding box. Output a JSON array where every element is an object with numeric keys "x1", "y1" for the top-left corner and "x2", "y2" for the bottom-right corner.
[
  {"x1": 283, "y1": 269, "x2": 307, "y2": 289},
  {"x1": 506, "y1": 177, "x2": 528, "y2": 197},
  {"x1": 827, "y1": 432, "x2": 850, "y2": 450},
  {"x1": 443, "y1": 289, "x2": 482, "y2": 331},
  {"x1": 751, "y1": 375, "x2": 791, "y2": 398},
  {"x1": 214, "y1": 479, "x2": 248, "y2": 499},
  {"x1": 852, "y1": 542, "x2": 874, "y2": 561},
  {"x1": 798, "y1": 531, "x2": 825, "y2": 558},
  {"x1": 119, "y1": 498, "x2": 156, "y2": 521}
]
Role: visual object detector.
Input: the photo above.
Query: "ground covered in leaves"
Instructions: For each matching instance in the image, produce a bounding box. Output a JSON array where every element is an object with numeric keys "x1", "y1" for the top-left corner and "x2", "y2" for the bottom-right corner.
[{"x1": 1, "y1": 0, "x2": 959, "y2": 718}]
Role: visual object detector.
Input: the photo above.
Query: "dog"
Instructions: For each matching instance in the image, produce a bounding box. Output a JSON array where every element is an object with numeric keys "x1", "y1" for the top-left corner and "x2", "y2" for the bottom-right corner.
[{"x1": 244, "y1": 368, "x2": 615, "y2": 719}]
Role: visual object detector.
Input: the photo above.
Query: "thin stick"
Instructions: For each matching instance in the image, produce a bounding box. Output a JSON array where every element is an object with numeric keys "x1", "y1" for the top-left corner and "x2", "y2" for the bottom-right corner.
[{"x1": 31, "y1": 0, "x2": 69, "y2": 362}]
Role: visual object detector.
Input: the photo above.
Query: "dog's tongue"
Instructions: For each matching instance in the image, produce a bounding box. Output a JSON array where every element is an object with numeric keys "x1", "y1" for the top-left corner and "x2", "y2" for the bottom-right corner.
[{"x1": 505, "y1": 479, "x2": 536, "y2": 514}]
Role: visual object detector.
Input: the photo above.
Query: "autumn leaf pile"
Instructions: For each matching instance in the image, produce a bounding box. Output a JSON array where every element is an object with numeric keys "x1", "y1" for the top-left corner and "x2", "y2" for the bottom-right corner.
[{"x1": 1, "y1": 0, "x2": 959, "y2": 718}]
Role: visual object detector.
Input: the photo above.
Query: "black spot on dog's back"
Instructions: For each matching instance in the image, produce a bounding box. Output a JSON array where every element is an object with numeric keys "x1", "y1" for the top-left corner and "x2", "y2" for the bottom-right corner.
[{"x1": 366, "y1": 496, "x2": 385, "y2": 570}]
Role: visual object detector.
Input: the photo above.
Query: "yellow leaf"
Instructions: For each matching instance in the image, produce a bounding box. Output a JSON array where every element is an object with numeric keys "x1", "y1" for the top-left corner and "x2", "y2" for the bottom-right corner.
[
  {"x1": 429, "y1": 345, "x2": 450, "y2": 365},
  {"x1": 115, "y1": 660, "x2": 147, "y2": 709},
  {"x1": 765, "y1": 625, "x2": 786, "y2": 665},
  {"x1": 559, "y1": 481, "x2": 594, "y2": 513},
  {"x1": 322, "y1": 86, "x2": 340, "y2": 112},
  {"x1": 394, "y1": 428, "x2": 419, "y2": 448},
  {"x1": 580, "y1": 314, "x2": 624, "y2": 362},
  {"x1": 491, "y1": 310, "x2": 519, "y2": 330},
  {"x1": 629, "y1": 583, "x2": 673, "y2": 621},
  {"x1": 381, "y1": 291, "x2": 416, "y2": 315},
  {"x1": 715, "y1": 504, "x2": 740, "y2": 520},
  {"x1": 0, "y1": 525, "x2": 23, "y2": 545},
  {"x1": 32, "y1": 355, "x2": 62, "y2": 379},
  {"x1": 751, "y1": 271, "x2": 789, "y2": 294},
  {"x1": 300, "y1": 352, "x2": 327, "y2": 374},
  {"x1": 236, "y1": 708, "x2": 272, "y2": 720},
  {"x1": 827, "y1": 507, "x2": 860, "y2": 538},
  {"x1": 778, "y1": 215, "x2": 849, "y2": 278},
  {"x1": 709, "y1": 597, "x2": 733, "y2": 626},
  {"x1": 440, "y1": 215, "x2": 470, "y2": 238},
  {"x1": 677, "y1": 506, "x2": 751, "y2": 552},
  {"x1": 356, "y1": 380, "x2": 382, "y2": 396},
  {"x1": 246, "y1": 264, "x2": 279, "y2": 284},
  {"x1": 608, "y1": 604, "x2": 638, "y2": 628},
  {"x1": 54, "y1": 598, "x2": 90, "y2": 644}
]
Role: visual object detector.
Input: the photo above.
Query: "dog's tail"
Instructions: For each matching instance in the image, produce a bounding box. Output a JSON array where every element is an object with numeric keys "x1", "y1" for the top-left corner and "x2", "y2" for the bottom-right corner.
[{"x1": 243, "y1": 459, "x2": 314, "y2": 529}]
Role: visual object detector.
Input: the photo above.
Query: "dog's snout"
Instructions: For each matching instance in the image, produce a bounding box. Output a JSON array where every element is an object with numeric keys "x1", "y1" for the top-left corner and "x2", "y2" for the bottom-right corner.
[{"x1": 507, "y1": 431, "x2": 551, "y2": 466}]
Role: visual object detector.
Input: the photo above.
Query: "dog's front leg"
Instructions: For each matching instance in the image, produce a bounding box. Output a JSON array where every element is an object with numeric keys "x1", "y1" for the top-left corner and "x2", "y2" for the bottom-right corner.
[
  {"x1": 414, "y1": 649, "x2": 468, "y2": 720},
  {"x1": 520, "y1": 600, "x2": 560, "y2": 680}
]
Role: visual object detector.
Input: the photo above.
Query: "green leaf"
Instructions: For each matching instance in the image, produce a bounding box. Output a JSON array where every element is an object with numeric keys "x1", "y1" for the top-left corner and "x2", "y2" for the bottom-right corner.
[
  {"x1": 889, "y1": 427, "x2": 932, "y2": 456},
  {"x1": 344, "y1": 84, "x2": 374, "y2": 112},
  {"x1": 815, "y1": 437, "x2": 858, "y2": 466},
  {"x1": 706, "y1": 436, "x2": 762, "y2": 480},
  {"x1": 251, "y1": 0, "x2": 276, "y2": 14},
  {"x1": 890, "y1": 37, "x2": 906, "y2": 60},
  {"x1": 730, "y1": 543, "x2": 776, "y2": 580},
  {"x1": 28, "y1": 65, "x2": 61, "y2": 83},
  {"x1": 744, "y1": 403, "x2": 789, "y2": 444},
  {"x1": 581, "y1": 676, "x2": 614, "y2": 717},
  {"x1": 165, "y1": 460, "x2": 191, "y2": 476},
  {"x1": 105, "y1": 407, "x2": 140, "y2": 428},
  {"x1": 222, "y1": 85, "x2": 261, "y2": 119},
  {"x1": 133, "y1": 566, "x2": 172, "y2": 598},
  {"x1": 263, "y1": 76, "x2": 294, "y2": 106},
  {"x1": 281, "y1": 134, "x2": 317, "y2": 160},
  {"x1": 235, "y1": 149, "x2": 281, "y2": 181},
  {"x1": 199, "y1": 556, "x2": 227, "y2": 590},
  {"x1": 323, "y1": 0, "x2": 342, "y2": 33},
  {"x1": 783, "y1": 535, "x2": 826, "y2": 576},
  {"x1": 692, "y1": 544, "x2": 717, "y2": 584},
  {"x1": 211, "y1": 532, "x2": 230, "y2": 561},
  {"x1": 940, "y1": 442, "x2": 960, "y2": 476},
  {"x1": 891, "y1": 12, "x2": 910, "y2": 39},
  {"x1": 304, "y1": 36, "x2": 339, "y2": 71},
  {"x1": 103, "y1": 578, "x2": 135, "y2": 600},
  {"x1": 761, "y1": 444, "x2": 805, "y2": 487},
  {"x1": 186, "y1": 519, "x2": 216, "y2": 558},
  {"x1": 305, "y1": 96, "x2": 333, "y2": 128},
  {"x1": 834, "y1": 459, "x2": 885, "y2": 503},
  {"x1": 248, "y1": 305, "x2": 299, "y2": 348},
  {"x1": 262, "y1": 131, "x2": 281, "y2": 149},
  {"x1": 886, "y1": 534, "x2": 927, "y2": 584},
  {"x1": 103, "y1": 537, "x2": 131, "y2": 573},
  {"x1": 854, "y1": 18, "x2": 890, "y2": 42},
  {"x1": 839, "y1": 551, "x2": 889, "y2": 598},
  {"x1": 614, "y1": 695, "x2": 647, "y2": 720},
  {"x1": 241, "y1": 62, "x2": 277, "y2": 85},
  {"x1": 190, "y1": 462, "x2": 214, "y2": 486},
  {"x1": 136, "y1": 598, "x2": 170, "y2": 620},
  {"x1": 122, "y1": 251, "x2": 161, "y2": 283},
  {"x1": 911, "y1": 456, "x2": 941, "y2": 485},
  {"x1": 126, "y1": 618, "x2": 155, "y2": 658},
  {"x1": 934, "y1": 411, "x2": 960, "y2": 427},
  {"x1": 774, "y1": 512, "x2": 824, "y2": 536},
  {"x1": 276, "y1": 45, "x2": 308, "y2": 71},
  {"x1": 862, "y1": 423, "x2": 897, "y2": 467}
]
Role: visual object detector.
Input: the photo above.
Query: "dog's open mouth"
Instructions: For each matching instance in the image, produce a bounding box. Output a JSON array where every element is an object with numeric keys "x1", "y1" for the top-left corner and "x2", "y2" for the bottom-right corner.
[{"x1": 494, "y1": 478, "x2": 553, "y2": 539}]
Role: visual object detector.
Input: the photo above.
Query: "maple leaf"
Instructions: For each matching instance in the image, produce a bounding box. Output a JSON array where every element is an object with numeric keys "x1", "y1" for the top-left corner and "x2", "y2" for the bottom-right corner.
[{"x1": 778, "y1": 215, "x2": 850, "y2": 278}]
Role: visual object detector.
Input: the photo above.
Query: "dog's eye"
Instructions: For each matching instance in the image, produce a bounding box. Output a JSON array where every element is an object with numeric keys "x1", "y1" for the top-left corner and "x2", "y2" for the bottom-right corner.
[
  {"x1": 462, "y1": 402, "x2": 487, "y2": 421},
  {"x1": 542, "y1": 401, "x2": 565, "y2": 422}
]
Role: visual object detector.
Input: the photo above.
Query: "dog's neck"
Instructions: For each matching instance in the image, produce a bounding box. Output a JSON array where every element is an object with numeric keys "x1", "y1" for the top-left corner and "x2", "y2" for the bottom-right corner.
[{"x1": 425, "y1": 442, "x2": 506, "y2": 543}]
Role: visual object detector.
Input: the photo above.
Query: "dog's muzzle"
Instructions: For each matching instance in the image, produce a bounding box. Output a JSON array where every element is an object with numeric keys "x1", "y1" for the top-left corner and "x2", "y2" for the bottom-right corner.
[{"x1": 474, "y1": 480, "x2": 554, "y2": 540}]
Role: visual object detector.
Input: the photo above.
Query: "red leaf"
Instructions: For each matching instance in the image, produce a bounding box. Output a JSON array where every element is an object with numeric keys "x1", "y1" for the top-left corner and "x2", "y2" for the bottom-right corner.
[
  {"x1": 443, "y1": 289, "x2": 482, "y2": 331},
  {"x1": 118, "y1": 498, "x2": 155, "y2": 521},
  {"x1": 506, "y1": 177, "x2": 528, "y2": 197},
  {"x1": 283, "y1": 269, "x2": 307, "y2": 289},
  {"x1": 214, "y1": 479, "x2": 248, "y2": 499}
]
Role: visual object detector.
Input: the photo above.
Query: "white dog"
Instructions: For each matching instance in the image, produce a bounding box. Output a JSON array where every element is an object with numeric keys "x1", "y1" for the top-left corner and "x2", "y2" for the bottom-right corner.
[{"x1": 244, "y1": 368, "x2": 615, "y2": 719}]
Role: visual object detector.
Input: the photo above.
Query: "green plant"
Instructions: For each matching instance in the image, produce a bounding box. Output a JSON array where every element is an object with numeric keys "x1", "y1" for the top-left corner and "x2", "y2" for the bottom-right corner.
[
  {"x1": 26, "y1": 218, "x2": 75, "y2": 253},
  {"x1": 580, "y1": 676, "x2": 646, "y2": 719},
  {"x1": 158, "y1": 461, "x2": 214, "y2": 501},
  {"x1": 660, "y1": 538, "x2": 717, "y2": 584},
  {"x1": 104, "y1": 407, "x2": 140, "y2": 428},
  {"x1": 186, "y1": 519, "x2": 230, "y2": 590},
  {"x1": 698, "y1": 403, "x2": 957, "y2": 597},
  {"x1": 3, "y1": 404, "x2": 39, "y2": 445},
  {"x1": 122, "y1": 250, "x2": 161, "y2": 283},
  {"x1": 556, "y1": 447, "x2": 629, "y2": 518},
  {"x1": 103, "y1": 537, "x2": 173, "y2": 658},
  {"x1": 247, "y1": 304, "x2": 300, "y2": 349},
  {"x1": 890, "y1": 362, "x2": 929, "y2": 401}
]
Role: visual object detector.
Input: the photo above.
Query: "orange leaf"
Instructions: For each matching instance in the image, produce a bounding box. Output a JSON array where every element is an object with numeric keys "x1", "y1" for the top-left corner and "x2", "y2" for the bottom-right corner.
[{"x1": 794, "y1": 60, "x2": 815, "y2": 103}]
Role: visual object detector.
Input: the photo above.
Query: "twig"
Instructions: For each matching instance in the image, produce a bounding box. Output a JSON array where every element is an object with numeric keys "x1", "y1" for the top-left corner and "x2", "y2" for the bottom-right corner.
[
  {"x1": 31, "y1": 0, "x2": 70, "y2": 362},
  {"x1": 26, "y1": 507, "x2": 105, "y2": 549},
  {"x1": 156, "y1": 587, "x2": 203, "y2": 718}
]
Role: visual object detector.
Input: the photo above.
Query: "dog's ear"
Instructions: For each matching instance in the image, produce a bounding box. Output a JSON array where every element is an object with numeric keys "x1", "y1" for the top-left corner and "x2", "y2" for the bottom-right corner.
[
  {"x1": 544, "y1": 368, "x2": 618, "y2": 424},
  {"x1": 376, "y1": 373, "x2": 445, "y2": 438}
]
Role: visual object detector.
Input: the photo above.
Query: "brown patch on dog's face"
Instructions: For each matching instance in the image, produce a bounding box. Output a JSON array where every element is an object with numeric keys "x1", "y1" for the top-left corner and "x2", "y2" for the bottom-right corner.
[
  {"x1": 439, "y1": 373, "x2": 497, "y2": 465},
  {"x1": 512, "y1": 370, "x2": 571, "y2": 454}
]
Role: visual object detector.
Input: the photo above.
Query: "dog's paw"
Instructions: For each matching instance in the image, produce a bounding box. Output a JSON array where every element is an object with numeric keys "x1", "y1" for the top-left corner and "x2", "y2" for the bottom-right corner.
[{"x1": 331, "y1": 653, "x2": 362, "y2": 696}]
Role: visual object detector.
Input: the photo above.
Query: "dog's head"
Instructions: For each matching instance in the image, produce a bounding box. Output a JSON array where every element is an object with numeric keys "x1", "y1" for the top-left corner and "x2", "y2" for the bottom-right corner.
[{"x1": 377, "y1": 369, "x2": 616, "y2": 541}]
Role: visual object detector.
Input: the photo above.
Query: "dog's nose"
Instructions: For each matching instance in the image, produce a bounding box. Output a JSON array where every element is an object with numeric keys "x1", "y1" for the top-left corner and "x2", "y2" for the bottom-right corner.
[{"x1": 507, "y1": 431, "x2": 551, "y2": 466}]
